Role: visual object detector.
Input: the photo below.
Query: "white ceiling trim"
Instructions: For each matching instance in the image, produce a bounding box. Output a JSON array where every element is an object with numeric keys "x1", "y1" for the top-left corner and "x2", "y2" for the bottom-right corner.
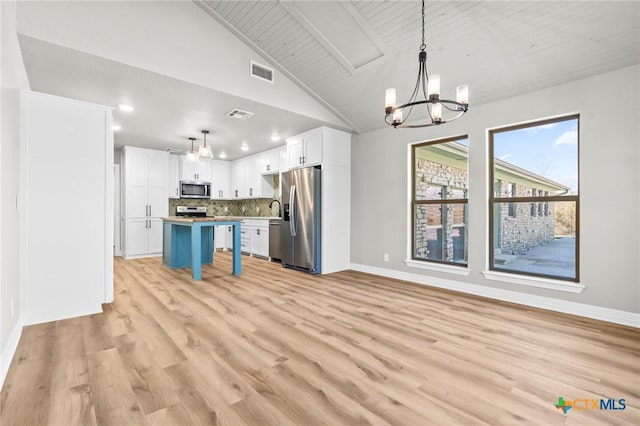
[
  {"x1": 280, "y1": 1, "x2": 358, "y2": 74},
  {"x1": 340, "y1": 2, "x2": 391, "y2": 70},
  {"x1": 193, "y1": 0, "x2": 361, "y2": 134}
]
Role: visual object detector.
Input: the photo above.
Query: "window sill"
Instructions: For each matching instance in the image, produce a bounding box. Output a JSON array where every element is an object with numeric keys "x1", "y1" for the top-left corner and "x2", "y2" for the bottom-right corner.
[
  {"x1": 404, "y1": 259, "x2": 471, "y2": 276},
  {"x1": 482, "y1": 270, "x2": 584, "y2": 293}
]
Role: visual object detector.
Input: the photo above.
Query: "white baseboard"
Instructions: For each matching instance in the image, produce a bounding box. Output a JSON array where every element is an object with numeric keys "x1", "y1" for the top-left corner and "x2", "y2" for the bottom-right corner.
[
  {"x1": 349, "y1": 263, "x2": 640, "y2": 328},
  {"x1": 1, "y1": 319, "x2": 24, "y2": 388}
]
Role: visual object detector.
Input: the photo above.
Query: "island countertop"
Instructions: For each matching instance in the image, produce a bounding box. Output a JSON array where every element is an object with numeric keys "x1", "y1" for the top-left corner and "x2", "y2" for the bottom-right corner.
[
  {"x1": 162, "y1": 216, "x2": 243, "y2": 223},
  {"x1": 162, "y1": 216, "x2": 278, "y2": 222}
]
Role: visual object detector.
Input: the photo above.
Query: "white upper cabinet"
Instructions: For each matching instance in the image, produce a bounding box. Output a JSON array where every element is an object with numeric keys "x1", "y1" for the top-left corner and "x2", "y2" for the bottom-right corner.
[
  {"x1": 211, "y1": 160, "x2": 230, "y2": 199},
  {"x1": 180, "y1": 157, "x2": 212, "y2": 182},
  {"x1": 258, "y1": 147, "x2": 284, "y2": 175},
  {"x1": 230, "y1": 158, "x2": 246, "y2": 199},
  {"x1": 286, "y1": 128, "x2": 324, "y2": 169},
  {"x1": 167, "y1": 154, "x2": 180, "y2": 199}
]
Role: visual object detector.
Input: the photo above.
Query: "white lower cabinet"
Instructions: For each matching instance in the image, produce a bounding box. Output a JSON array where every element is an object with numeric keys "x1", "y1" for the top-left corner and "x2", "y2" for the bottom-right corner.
[
  {"x1": 251, "y1": 221, "x2": 269, "y2": 258},
  {"x1": 126, "y1": 218, "x2": 163, "y2": 256},
  {"x1": 233, "y1": 219, "x2": 270, "y2": 257}
]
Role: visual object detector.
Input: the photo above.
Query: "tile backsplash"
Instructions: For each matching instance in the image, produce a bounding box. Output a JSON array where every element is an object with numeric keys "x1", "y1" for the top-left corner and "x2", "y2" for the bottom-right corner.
[
  {"x1": 169, "y1": 174, "x2": 281, "y2": 217},
  {"x1": 169, "y1": 196, "x2": 280, "y2": 217}
]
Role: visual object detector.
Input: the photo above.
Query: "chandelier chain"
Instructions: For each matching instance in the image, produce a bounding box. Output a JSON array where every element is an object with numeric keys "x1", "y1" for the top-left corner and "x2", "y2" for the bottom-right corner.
[{"x1": 420, "y1": 0, "x2": 426, "y2": 51}]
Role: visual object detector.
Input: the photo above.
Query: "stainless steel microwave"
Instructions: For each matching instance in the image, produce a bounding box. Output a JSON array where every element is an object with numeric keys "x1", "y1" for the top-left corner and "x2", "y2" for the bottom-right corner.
[{"x1": 180, "y1": 180, "x2": 211, "y2": 199}]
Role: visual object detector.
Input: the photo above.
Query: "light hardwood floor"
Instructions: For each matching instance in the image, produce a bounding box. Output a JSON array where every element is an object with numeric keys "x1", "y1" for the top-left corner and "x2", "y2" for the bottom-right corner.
[{"x1": 1, "y1": 253, "x2": 638, "y2": 425}]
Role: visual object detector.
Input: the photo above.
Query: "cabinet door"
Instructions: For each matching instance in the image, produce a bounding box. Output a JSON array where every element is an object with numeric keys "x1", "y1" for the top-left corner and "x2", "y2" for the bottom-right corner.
[
  {"x1": 126, "y1": 219, "x2": 149, "y2": 256},
  {"x1": 211, "y1": 160, "x2": 230, "y2": 199},
  {"x1": 180, "y1": 157, "x2": 198, "y2": 180},
  {"x1": 148, "y1": 150, "x2": 168, "y2": 218},
  {"x1": 197, "y1": 159, "x2": 212, "y2": 182},
  {"x1": 303, "y1": 131, "x2": 323, "y2": 165},
  {"x1": 230, "y1": 159, "x2": 245, "y2": 198},
  {"x1": 279, "y1": 146, "x2": 288, "y2": 172},
  {"x1": 126, "y1": 148, "x2": 149, "y2": 218},
  {"x1": 147, "y1": 218, "x2": 164, "y2": 254},
  {"x1": 245, "y1": 157, "x2": 260, "y2": 198},
  {"x1": 167, "y1": 155, "x2": 180, "y2": 199},
  {"x1": 287, "y1": 138, "x2": 305, "y2": 169},
  {"x1": 252, "y1": 224, "x2": 269, "y2": 257}
]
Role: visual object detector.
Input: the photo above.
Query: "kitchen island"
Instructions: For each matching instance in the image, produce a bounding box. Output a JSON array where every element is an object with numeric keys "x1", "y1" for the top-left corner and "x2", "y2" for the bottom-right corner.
[{"x1": 162, "y1": 217, "x2": 242, "y2": 280}]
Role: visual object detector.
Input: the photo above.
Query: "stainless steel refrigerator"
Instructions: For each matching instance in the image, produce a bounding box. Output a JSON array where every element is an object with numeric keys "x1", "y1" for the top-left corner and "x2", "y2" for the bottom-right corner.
[{"x1": 281, "y1": 166, "x2": 321, "y2": 274}]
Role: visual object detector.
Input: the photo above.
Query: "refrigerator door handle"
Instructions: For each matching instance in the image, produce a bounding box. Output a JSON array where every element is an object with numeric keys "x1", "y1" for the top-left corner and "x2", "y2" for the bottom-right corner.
[{"x1": 290, "y1": 184, "x2": 297, "y2": 237}]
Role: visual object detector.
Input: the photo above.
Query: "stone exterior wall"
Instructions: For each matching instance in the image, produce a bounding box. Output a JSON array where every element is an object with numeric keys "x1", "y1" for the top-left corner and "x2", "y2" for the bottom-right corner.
[
  {"x1": 494, "y1": 181, "x2": 555, "y2": 254},
  {"x1": 415, "y1": 157, "x2": 556, "y2": 261},
  {"x1": 414, "y1": 158, "x2": 468, "y2": 262}
]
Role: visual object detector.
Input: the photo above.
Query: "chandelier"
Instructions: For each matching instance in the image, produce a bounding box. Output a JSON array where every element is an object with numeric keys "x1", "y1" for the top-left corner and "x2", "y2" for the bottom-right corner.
[{"x1": 384, "y1": 0, "x2": 468, "y2": 128}]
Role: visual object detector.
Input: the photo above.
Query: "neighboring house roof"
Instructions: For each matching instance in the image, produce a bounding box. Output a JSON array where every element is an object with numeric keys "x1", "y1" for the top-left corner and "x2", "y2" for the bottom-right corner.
[{"x1": 416, "y1": 141, "x2": 570, "y2": 194}]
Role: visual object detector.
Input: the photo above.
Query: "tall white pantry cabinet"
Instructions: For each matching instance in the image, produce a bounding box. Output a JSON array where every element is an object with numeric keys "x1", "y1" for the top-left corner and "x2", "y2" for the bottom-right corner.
[{"x1": 121, "y1": 146, "x2": 169, "y2": 258}]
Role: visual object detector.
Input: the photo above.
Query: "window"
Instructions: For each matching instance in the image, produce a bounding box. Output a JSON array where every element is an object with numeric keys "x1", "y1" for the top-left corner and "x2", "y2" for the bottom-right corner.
[
  {"x1": 490, "y1": 115, "x2": 579, "y2": 281},
  {"x1": 412, "y1": 136, "x2": 469, "y2": 266}
]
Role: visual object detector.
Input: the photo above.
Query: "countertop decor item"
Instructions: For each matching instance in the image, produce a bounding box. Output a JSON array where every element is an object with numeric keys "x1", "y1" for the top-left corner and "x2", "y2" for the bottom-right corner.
[{"x1": 384, "y1": 0, "x2": 468, "y2": 128}]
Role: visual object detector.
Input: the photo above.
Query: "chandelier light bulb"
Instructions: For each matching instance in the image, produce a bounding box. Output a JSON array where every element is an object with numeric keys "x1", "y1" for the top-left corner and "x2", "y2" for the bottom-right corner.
[
  {"x1": 393, "y1": 108, "x2": 403, "y2": 124},
  {"x1": 456, "y1": 85, "x2": 469, "y2": 105},
  {"x1": 427, "y1": 75, "x2": 440, "y2": 99},
  {"x1": 385, "y1": 88, "x2": 397, "y2": 108},
  {"x1": 431, "y1": 103, "x2": 442, "y2": 123}
]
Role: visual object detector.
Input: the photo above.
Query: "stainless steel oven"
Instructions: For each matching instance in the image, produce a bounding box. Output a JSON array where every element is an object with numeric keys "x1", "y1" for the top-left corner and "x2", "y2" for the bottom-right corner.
[{"x1": 180, "y1": 180, "x2": 210, "y2": 199}]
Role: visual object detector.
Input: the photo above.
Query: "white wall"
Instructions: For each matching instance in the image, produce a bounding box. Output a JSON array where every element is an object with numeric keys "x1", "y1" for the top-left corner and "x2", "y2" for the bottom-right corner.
[
  {"x1": 21, "y1": 91, "x2": 113, "y2": 325},
  {"x1": 16, "y1": 1, "x2": 349, "y2": 130},
  {"x1": 0, "y1": 0, "x2": 30, "y2": 385},
  {"x1": 351, "y1": 65, "x2": 640, "y2": 320}
]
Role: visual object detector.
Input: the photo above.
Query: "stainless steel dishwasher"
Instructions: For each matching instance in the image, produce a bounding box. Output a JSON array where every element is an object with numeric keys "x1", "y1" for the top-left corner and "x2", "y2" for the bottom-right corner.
[{"x1": 269, "y1": 219, "x2": 282, "y2": 261}]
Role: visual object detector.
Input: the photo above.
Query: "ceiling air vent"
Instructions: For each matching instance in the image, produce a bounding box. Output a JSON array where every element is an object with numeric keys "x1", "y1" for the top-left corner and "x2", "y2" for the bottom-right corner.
[
  {"x1": 226, "y1": 109, "x2": 255, "y2": 120},
  {"x1": 250, "y1": 61, "x2": 274, "y2": 83}
]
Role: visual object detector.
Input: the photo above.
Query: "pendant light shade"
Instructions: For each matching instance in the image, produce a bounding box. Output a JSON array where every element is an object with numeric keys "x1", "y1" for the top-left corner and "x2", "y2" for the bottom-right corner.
[
  {"x1": 186, "y1": 137, "x2": 198, "y2": 161},
  {"x1": 197, "y1": 130, "x2": 213, "y2": 160}
]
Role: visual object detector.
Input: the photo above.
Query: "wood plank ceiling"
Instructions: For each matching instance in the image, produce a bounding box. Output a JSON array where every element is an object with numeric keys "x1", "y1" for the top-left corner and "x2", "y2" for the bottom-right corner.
[{"x1": 198, "y1": 1, "x2": 640, "y2": 134}]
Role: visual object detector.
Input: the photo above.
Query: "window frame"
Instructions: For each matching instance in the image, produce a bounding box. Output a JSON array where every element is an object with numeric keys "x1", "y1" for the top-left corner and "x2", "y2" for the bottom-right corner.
[
  {"x1": 411, "y1": 135, "x2": 469, "y2": 267},
  {"x1": 488, "y1": 115, "x2": 580, "y2": 282}
]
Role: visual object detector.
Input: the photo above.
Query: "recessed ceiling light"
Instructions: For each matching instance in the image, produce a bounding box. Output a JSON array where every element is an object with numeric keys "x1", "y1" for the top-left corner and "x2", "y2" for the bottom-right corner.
[
  {"x1": 112, "y1": 124, "x2": 122, "y2": 132},
  {"x1": 270, "y1": 135, "x2": 281, "y2": 142},
  {"x1": 118, "y1": 103, "x2": 134, "y2": 112},
  {"x1": 218, "y1": 152, "x2": 227, "y2": 159},
  {"x1": 240, "y1": 144, "x2": 249, "y2": 151}
]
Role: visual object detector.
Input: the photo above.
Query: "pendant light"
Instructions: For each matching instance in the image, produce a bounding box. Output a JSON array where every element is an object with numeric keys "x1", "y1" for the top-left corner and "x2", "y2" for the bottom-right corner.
[
  {"x1": 186, "y1": 137, "x2": 198, "y2": 161},
  {"x1": 384, "y1": 0, "x2": 468, "y2": 128},
  {"x1": 197, "y1": 130, "x2": 213, "y2": 159}
]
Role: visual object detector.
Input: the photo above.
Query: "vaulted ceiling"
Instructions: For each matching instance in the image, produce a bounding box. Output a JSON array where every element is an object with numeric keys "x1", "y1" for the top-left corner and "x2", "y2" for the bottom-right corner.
[
  {"x1": 198, "y1": 0, "x2": 640, "y2": 133},
  {"x1": 17, "y1": 1, "x2": 640, "y2": 158}
]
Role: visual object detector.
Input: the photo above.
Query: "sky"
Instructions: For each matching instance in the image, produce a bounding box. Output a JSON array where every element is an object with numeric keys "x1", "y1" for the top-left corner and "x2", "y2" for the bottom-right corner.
[{"x1": 492, "y1": 118, "x2": 579, "y2": 193}]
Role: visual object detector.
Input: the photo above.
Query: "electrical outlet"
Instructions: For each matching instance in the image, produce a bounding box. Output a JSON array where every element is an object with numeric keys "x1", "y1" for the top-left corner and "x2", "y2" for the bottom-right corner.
[
  {"x1": 224, "y1": 206, "x2": 228, "y2": 212},
  {"x1": 256, "y1": 207, "x2": 260, "y2": 212},
  {"x1": 383, "y1": 253, "x2": 389, "y2": 262},
  {"x1": 10, "y1": 298, "x2": 14, "y2": 317}
]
